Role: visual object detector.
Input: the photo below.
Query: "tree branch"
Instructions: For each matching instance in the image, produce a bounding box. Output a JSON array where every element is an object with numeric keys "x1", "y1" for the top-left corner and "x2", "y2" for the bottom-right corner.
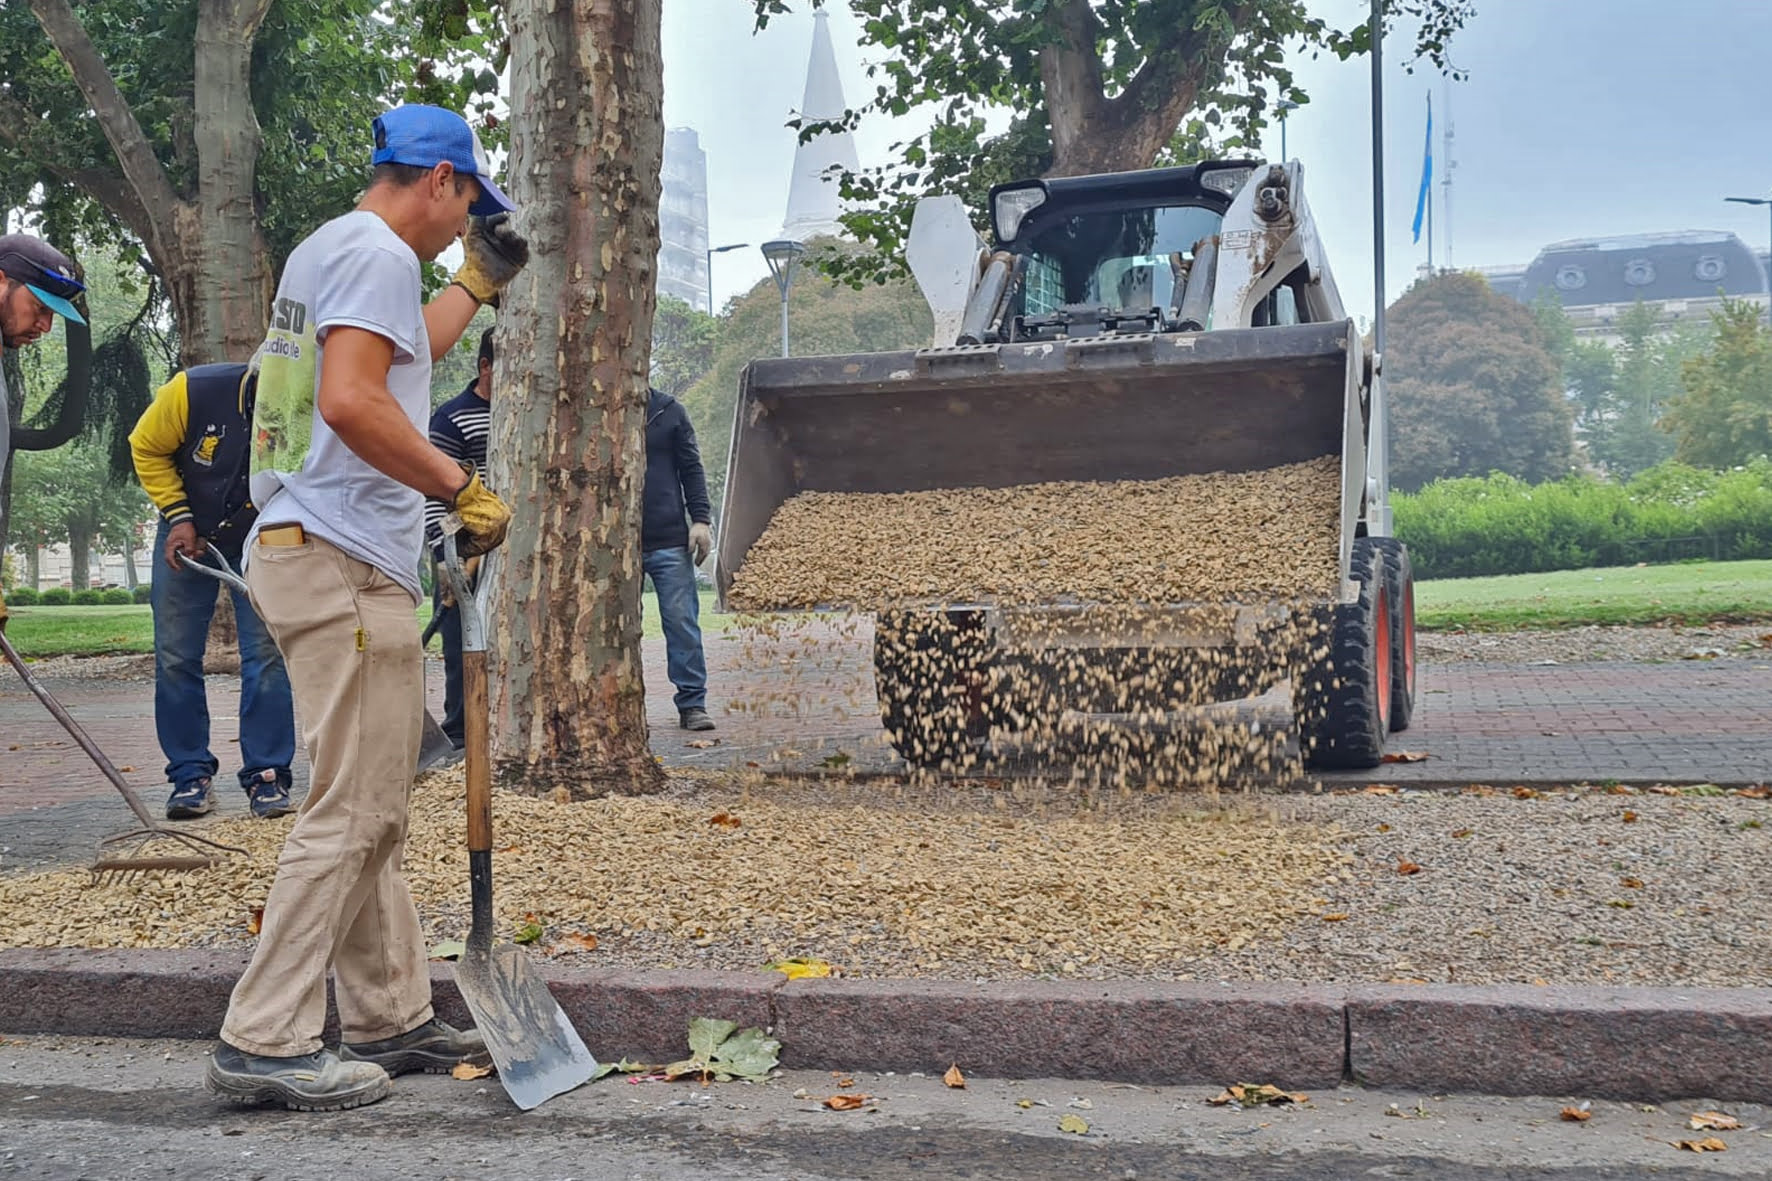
[
  {"x1": 27, "y1": 0, "x2": 185, "y2": 260},
  {"x1": 11, "y1": 318, "x2": 93, "y2": 453}
]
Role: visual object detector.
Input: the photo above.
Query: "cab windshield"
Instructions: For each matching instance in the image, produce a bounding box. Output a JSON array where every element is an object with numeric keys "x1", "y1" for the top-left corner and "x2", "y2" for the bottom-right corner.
[{"x1": 1017, "y1": 204, "x2": 1224, "y2": 316}]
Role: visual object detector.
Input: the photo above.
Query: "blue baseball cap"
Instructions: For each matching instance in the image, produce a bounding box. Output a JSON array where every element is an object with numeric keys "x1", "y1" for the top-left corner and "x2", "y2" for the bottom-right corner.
[
  {"x1": 0, "y1": 234, "x2": 87, "y2": 325},
  {"x1": 371, "y1": 105, "x2": 515, "y2": 217}
]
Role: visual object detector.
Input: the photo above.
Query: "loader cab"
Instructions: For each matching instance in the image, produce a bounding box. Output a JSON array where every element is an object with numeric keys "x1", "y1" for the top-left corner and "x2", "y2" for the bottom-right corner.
[{"x1": 990, "y1": 162, "x2": 1258, "y2": 339}]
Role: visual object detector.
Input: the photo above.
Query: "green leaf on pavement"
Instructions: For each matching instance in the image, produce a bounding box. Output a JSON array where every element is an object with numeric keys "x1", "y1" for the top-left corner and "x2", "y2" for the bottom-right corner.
[
  {"x1": 428, "y1": 940, "x2": 466, "y2": 960},
  {"x1": 664, "y1": 1017, "x2": 781, "y2": 1083}
]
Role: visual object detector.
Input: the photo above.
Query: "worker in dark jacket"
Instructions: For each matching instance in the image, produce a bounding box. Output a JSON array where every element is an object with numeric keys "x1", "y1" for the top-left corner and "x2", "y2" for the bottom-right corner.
[{"x1": 643, "y1": 386, "x2": 715, "y2": 731}]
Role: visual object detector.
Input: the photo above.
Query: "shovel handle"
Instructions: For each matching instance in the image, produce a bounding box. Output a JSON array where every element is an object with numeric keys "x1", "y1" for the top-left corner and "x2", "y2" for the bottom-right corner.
[{"x1": 443, "y1": 535, "x2": 494, "y2": 863}]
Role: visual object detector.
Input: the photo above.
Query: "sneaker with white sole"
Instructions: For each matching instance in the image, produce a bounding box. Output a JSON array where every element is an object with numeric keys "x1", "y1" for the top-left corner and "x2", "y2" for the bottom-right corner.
[
  {"x1": 243, "y1": 768, "x2": 295, "y2": 819},
  {"x1": 165, "y1": 777, "x2": 215, "y2": 820},
  {"x1": 205, "y1": 1043, "x2": 391, "y2": 1112}
]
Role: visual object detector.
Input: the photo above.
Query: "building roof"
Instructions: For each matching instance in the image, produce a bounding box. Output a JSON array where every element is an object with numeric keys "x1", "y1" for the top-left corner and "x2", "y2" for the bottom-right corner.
[{"x1": 1515, "y1": 230, "x2": 1768, "y2": 306}]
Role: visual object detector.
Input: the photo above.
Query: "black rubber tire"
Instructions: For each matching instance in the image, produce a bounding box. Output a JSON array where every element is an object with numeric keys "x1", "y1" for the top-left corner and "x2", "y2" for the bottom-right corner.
[
  {"x1": 873, "y1": 611, "x2": 992, "y2": 771},
  {"x1": 1302, "y1": 537, "x2": 1391, "y2": 770},
  {"x1": 1371, "y1": 537, "x2": 1417, "y2": 732}
]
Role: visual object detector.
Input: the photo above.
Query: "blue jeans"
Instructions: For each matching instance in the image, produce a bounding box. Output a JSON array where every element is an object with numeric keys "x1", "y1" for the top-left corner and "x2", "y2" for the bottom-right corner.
[
  {"x1": 432, "y1": 575, "x2": 466, "y2": 748},
  {"x1": 644, "y1": 546, "x2": 707, "y2": 713},
  {"x1": 150, "y1": 520, "x2": 296, "y2": 789}
]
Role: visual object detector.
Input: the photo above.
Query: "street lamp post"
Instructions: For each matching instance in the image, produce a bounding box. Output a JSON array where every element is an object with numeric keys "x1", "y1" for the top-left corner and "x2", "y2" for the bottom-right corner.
[
  {"x1": 760, "y1": 238, "x2": 807, "y2": 357},
  {"x1": 1276, "y1": 99, "x2": 1299, "y2": 162},
  {"x1": 705, "y1": 241, "x2": 748, "y2": 315},
  {"x1": 1724, "y1": 195, "x2": 1772, "y2": 324}
]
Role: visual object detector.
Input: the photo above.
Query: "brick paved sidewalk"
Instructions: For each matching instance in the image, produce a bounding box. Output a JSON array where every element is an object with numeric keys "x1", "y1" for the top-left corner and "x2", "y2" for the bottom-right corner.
[{"x1": 6, "y1": 620, "x2": 1771, "y2": 871}]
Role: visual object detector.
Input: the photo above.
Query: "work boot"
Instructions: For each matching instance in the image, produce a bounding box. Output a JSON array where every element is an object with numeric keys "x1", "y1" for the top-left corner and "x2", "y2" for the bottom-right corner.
[
  {"x1": 339, "y1": 1018, "x2": 489, "y2": 1077},
  {"x1": 243, "y1": 768, "x2": 295, "y2": 819},
  {"x1": 679, "y1": 707, "x2": 716, "y2": 732},
  {"x1": 205, "y1": 1043, "x2": 391, "y2": 1112},
  {"x1": 165, "y1": 777, "x2": 215, "y2": 820}
]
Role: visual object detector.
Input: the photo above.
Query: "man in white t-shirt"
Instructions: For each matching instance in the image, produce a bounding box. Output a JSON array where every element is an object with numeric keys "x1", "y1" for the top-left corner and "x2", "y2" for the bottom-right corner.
[{"x1": 205, "y1": 104, "x2": 527, "y2": 1113}]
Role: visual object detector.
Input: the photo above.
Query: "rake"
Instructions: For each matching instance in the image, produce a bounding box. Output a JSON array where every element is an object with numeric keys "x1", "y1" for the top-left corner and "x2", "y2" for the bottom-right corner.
[{"x1": 1, "y1": 613, "x2": 245, "y2": 882}]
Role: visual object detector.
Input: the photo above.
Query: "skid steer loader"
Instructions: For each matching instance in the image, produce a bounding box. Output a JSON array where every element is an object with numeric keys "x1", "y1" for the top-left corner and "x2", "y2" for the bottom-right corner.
[{"x1": 715, "y1": 160, "x2": 1417, "y2": 772}]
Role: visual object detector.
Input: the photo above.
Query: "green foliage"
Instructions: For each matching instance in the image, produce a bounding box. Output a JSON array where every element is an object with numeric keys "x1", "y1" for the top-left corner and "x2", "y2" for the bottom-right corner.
[
  {"x1": 1395, "y1": 460, "x2": 1772, "y2": 580},
  {"x1": 651, "y1": 296, "x2": 718, "y2": 399},
  {"x1": 100, "y1": 587, "x2": 133, "y2": 605},
  {"x1": 7, "y1": 587, "x2": 41, "y2": 607},
  {"x1": 1387, "y1": 272, "x2": 1576, "y2": 492},
  {"x1": 71, "y1": 589, "x2": 103, "y2": 606},
  {"x1": 39, "y1": 587, "x2": 71, "y2": 606},
  {"x1": 1662, "y1": 298, "x2": 1772, "y2": 470},
  {"x1": 680, "y1": 241, "x2": 932, "y2": 517},
  {"x1": 131, "y1": 583, "x2": 152, "y2": 604},
  {"x1": 755, "y1": 0, "x2": 1471, "y2": 283},
  {"x1": 662, "y1": 1018, "x2": 781, "y2": 1084},
  {"x1": 8, "y1": 435, "x2": 152, "y2": 571}
]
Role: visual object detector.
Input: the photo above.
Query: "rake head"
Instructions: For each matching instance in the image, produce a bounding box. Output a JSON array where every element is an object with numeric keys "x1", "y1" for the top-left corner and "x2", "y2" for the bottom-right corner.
[{"x1": 90, "y1": 827, "x2": 246, "y2": 884}]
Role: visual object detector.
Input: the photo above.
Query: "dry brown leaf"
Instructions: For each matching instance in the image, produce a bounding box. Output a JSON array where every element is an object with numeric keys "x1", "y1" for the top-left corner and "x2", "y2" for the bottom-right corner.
[
  {"x1": 708, "y1": 811, "x2": 742, "y2": 829},
  {"x1": 1376, "y1": 823, "x2": 1392, "y2": 833},
  {"x1": 944, "y1": 1064, "x2": 966, "y2": 1089},
  {"x1": 451, "y1": 1061, "x2": 493, "y2": 1080},
  {"x1": 559, "y1": 932, "x2": 599, "y2": 952},
  {"x1": 1451, "y1": 828, "x2": 1473, "y2": 838},
  {"x1": 1647, "y1": 786, "x2": 1682, "y2": 797},
  {"x1": 824, "y1": 1093, "x2": 870, "y2": 1110},
  {"x1": 1674, "y1": 1137, "x2": 1728, "y2": 1152},
  {"x1": 686, "y1": 739, "x2": 718, "y2": 749},
  {"x1": 247, "y1": 907, "x2": 264, "y2": 936},
  {"x1": 1321, "y1": 913, "x2": 1350, "y2": 922},
  {"x1": 1396, "y1": 860, "x2": 1423, "y2": 876},
  {"x1": 1619, "y1": 877, "x2": 1644, "y2": 889},
  {"x1": 1734, "y1": 786, "x2": 1771, "y2": 799},
  {"x1": 1560, "y1": 1106, "x2": 1592, "y2": 1122},
  {"x1": 1622, "y1": 810, "x2": 1639, "y2": 823},
  {"x1": 1688, "y1": 1111, "x2": 1741, "y2": 1131},
  {"x1": 1208, "y1": 1084, "x2": 1306, "y2": 1107},
  {"x1": 1381, "y1": 751, "x2": 1429, "y2": 764},
  {"x1": 1512, "y1": 787, "x2": 1542, "y2": 800},
  {"x1": 1362, "y1": 785, "x2": 1399, "y2": 795},
  {"x1": 119, "y1": 766, "x2": 135, "y2": 773}
]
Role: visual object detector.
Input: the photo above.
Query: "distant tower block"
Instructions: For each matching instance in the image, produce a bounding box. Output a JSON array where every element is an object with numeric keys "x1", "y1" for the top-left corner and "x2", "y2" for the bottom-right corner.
[{"x1": 781, "y1": 9, "x2": 859, "y2": 241}]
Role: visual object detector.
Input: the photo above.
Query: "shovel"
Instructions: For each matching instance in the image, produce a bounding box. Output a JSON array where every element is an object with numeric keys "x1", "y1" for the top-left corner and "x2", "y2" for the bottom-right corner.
[
  {"x1": 180, "y1": 544, "x2": 460, "y2": 773},
  {"x1": 439, "y1": 531, "x2": 598, "y2": 1110}
]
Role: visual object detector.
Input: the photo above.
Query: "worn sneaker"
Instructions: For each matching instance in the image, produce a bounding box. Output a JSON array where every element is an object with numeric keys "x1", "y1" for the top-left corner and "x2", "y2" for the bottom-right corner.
[
  {"x1": 205, "y1": 1043, "x2": 391, "y2": 1112},
  {"x1": 679, "y1": 708, "x2": 716, "y2": 732},
  {"x1": 244, "y1": 768, "x2": 295, "y2": 819},
  {"x1": 165, "y1": 777, "x2": 215, "y2": 820},
  {"x1": 339, "y1": 1018, "x2": 489, "y2": 1077}
]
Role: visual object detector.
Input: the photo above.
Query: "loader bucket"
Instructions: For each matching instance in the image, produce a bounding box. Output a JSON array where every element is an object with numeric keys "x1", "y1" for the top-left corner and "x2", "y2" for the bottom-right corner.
[{"x1": 716, "y1": 318, "x2": 1367, "y2": 609}]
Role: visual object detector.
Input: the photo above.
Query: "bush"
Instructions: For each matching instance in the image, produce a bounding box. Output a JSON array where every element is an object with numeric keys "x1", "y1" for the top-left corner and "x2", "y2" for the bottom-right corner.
[
  {"x1": 39, "y1": 587, "x2": 71, "y2": 605},
  {"x1": 71, "y1": 589, "x2": 104, "y2": 606},
  {"x1": 7, "y1": 586, "x2": 40, "y2": 607},
  {"x1": 101, "y1": 588, "x2": 134, "y2": 605},
  {"x1": 1394, "y1": 460, "x2": 1772, "y2": 579},
  {"x1": 132, "y1": 584, "x2": 152, "y2": 604}
]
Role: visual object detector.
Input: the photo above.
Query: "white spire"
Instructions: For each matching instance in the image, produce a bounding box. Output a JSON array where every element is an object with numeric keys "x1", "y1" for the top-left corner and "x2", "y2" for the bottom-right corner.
[{"x1": 781, "y1": 10, "x2": 858, "y2": 241}]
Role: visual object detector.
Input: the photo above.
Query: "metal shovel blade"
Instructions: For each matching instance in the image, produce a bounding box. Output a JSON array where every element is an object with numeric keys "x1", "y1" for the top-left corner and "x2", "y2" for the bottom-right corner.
[
  {"x1": 454, "y1": 936, "x2": 598, "y2": 1110},
  {"x1": 416, "y1": 708, "x2": 460, "y2": 772}
]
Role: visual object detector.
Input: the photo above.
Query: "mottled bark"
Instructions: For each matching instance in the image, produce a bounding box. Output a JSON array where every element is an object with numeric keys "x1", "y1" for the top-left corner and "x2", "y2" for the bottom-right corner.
[
  {"x1": 69, "y1": 533, "x2": 90, "y2": 590},
  {"x1": 489, "y1": 0, "x2": 667, "y2": 798}
]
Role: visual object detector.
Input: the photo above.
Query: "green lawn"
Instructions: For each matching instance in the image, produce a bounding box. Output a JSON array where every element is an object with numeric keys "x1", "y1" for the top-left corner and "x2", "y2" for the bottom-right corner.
[
  {"x1": 1415, "y1": 559, "x2": 1772, "y2": 631},
  {"x1": 13, "y1": 563, "x2": 1771, "y2": 656},
  {"x1": 8, "y1": 588, "x2": 733, "y2": 658}
]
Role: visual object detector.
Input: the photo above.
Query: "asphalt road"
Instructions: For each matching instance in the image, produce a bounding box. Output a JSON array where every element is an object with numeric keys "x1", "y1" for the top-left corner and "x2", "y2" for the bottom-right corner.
[{"x1": 2, "y1": 1037, "x2": 1766, "y2": 1180}]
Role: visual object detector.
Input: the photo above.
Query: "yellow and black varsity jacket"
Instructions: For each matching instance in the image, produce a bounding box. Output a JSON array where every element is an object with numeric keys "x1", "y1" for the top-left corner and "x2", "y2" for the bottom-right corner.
[{"x1": 128, "y1": 363, "x2": 257, "y2": 556}]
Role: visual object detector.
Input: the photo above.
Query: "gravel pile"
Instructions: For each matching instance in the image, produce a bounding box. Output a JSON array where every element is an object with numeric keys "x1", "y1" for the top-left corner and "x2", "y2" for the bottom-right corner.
[
  {"x1": 729, "y1": 457, "x2": 1342, "y2": 610},
  {"x1": 2, "y1": 771, "x2": 1766, "y2": 988},
  {"x1": 6, "y1": 654, "x2": 156, "y2": 682},
  {"x1": 1422, "y1": 623, "x2": 1772, "y2": 665}
]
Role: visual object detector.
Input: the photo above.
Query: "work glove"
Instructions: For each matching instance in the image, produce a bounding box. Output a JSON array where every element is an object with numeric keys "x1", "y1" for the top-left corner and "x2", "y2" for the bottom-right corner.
[
  {"x1": 164, "y1": 521, "x2": 200, "y2": 573},
  {"x1": 440, "y1": 554, "x2": 482, "y2": 608},
  {"x1": 446, "y1": 462, "x2": 512, "y2": 559},
  {"x1": 688, "y1": 522, "x2": 714, "y2": 566},
  {"x1": 451, "y1": 213, "x2": 529, "y2": 306}
]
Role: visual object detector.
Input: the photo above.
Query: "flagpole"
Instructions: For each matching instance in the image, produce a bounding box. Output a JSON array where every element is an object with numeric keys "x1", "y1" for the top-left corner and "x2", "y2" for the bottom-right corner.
[{"x1": 1425, "y1": 92, "x2": 1434, "y2": 273}]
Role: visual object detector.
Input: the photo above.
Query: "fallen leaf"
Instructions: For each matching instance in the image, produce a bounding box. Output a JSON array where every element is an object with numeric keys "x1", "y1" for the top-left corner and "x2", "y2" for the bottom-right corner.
[
  {"x1": 835, "y1": 1076, "x2": 856, "y2": 1088},
  {"x1": 824, "y1": 1094, "x2": 870, "y2": 1110},
  {"x1": 451, "y1": 1061, "x2": 493, "y2": 1080},
  {"x1": 1734, "y1": 786, "x2": 1771, "y2": 799},
  {"x1": 1622, "y1": 811, "x2": 1639, "y2": 823},
  {"x1": 820, "y1": 751, "x2": 852, "y2": 768},
  {"x1": 1016, "y1": 1098, "x2": 1036, "y2": 1109},
  {"x1": 1058, "y1": 1113, "x2": 1090, "y2": 1134},
  {"x1": 1674, "y1": 1138, "x2": 1728, "y2": 1152},
  {"x1": 559, "y1": 932, "x2": 599, "y2": 952},
  {"x1": 1396, "y1": 860, "x2": 1423, "y2": 876},
  {"x1": 1607, "y1": 899, "x2": 1634, "y2": 909},
  {"x1": 944, "y1": 1064, "x2": 966, "y2": 1089},
  {"x1": 1513, "y1": 787, "x2": 1543, "y2": 799},
  {"x1": 686, "y1": 739, "x2": 718, "y2": 749},
  {"x1": 766, "y1": 956, "x2": 834, "y2": 980},
  {"x1": 1451, "y1": 828, "x2": 1473, "y2": 838},
  {"x1": 246, "y1": 907, "x2": 264, "y2": 936},
  {"x1": 1209, "y1": 1084, "x2": 1307, "y2": 1107},
  {"x1": 513, "y1": 920, "x2": 544, "y2": 945},
  {"x1": 1362, "y1": 785, "x2": 1399, "y2": 795},
  {"x1": 1322, "y1": 913, "x2": 1350, "y2": 922},
  {"x1": 1376, "y1": 823, "x2": 1392, "y2": 833},
  {"x1": 119, "y1": 766, "x2": 135, "y2": 773},
  {"x1": 1382, "y1": 751, "x2": 1429, "y2": 764},
  {"x1": 1619, "y1": 877, "x2": 1644, "y2": 889},
  {"x1": 1689, "y1": 1111, "x2": 1742, "y2": 1131},
  {"x1": 1561, "y1": 1106, "x2": 1592, "y2": 1122},
  {"x1": 428, "y1": 939, "x2": 466, "y2": 961},
  {"x1": 709, "y1": 811, "x2": 743, "y2": 829},
  {"x1": 1647, "y1": 786, "x2": 1681, "y2": 797}
]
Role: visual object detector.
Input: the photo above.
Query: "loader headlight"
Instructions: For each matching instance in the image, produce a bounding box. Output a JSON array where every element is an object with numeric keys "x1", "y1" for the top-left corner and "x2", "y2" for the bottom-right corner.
[
  {"x1": 991, "y1": 183, "x2": 1048, "y2": 244},
  {"x1": 1200, "y1": 165, "x2": 1254, "y2": 198}
]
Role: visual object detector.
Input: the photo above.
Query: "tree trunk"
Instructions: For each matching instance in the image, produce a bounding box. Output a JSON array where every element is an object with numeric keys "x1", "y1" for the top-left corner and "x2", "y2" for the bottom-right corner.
[
  {"x1": 26, "y1": 545, "x2": 40, "y2": 590},
  {"x1": 203, "y1": 589, "x2": 241, "y2": 674},
  {"x1": 490, "y1": 0, "x2": 666, "y2": 799},
  {"x1": 69, "y1": 532, "x2": 90, "y2": 590},
  {"x1": 122, "y1": 545, "x2": 138, "y2": 590}
]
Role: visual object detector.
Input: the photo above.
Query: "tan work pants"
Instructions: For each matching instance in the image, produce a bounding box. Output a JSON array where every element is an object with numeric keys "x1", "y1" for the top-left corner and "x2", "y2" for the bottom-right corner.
[{"x1": 220, "y1": 533, "x2": 432, "y2": 1056}]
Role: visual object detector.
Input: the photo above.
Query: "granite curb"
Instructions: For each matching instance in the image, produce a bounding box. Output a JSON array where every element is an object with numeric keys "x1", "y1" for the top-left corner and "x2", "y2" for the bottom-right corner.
[{"x1": 1, "y1": 949, "x2": 1767, "y2": 1102}]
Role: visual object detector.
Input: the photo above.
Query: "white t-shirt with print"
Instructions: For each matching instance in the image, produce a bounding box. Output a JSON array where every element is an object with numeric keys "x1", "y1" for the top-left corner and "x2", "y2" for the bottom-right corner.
[{"x1": 246, "y1": 210, "x2": 432, "y2": 599}]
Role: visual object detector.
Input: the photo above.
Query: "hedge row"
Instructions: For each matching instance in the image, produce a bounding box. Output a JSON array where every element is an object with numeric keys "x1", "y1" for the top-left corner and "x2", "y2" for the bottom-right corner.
[
  {"x1": 1394, "y1": 461, "x2": 1772, "y2": 580},
  {"x1": 6, "y1": 585, "x2": 148, "y2": 606}
]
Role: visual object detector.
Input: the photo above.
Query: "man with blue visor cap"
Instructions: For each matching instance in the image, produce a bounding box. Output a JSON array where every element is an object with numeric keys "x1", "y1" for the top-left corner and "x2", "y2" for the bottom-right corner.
[{"x1": 0, "y1": 233, "x2": 87, "y2": 634}]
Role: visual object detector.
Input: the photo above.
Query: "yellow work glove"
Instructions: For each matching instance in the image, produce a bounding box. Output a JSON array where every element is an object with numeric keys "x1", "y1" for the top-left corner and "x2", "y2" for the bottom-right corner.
[
  {"x1": 447, "y1": 463, "x2": 512, "y2": 559},
  {"x1": 451, "y1": 213, "x2": 529, "y2": 305}
]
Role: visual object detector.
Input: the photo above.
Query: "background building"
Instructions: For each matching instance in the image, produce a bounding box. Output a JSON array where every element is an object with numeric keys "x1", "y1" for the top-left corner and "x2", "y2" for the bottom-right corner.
[{"x1": 658, "y1": 126, "x2": 711, "y2": 311}]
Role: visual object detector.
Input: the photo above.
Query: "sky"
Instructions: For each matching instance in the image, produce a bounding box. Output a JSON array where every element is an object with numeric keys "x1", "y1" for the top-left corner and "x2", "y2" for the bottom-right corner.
[{"x1": 662, "y1": 0, "x2": 1772, "y2": 325}]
